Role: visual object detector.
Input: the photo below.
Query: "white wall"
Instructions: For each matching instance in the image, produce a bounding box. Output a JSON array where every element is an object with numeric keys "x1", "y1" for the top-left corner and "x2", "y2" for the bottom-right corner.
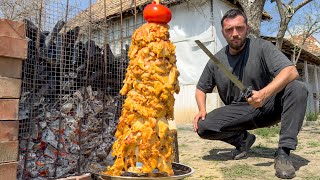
[
  {"x1": 174, "y1": 85, "x2": 222, "y2": 124},
  {"x1": 168, "y1": 0, "x2": 230, "y2": 85},
  {"x1": 168, "y1": 0, "x2": 232, "y2": 123}
]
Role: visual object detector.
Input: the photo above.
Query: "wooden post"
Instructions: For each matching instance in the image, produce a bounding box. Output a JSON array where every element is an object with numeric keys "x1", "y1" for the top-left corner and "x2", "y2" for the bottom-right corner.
[
  {"x1": 304, "y1": 61, "x2": 311, "y2": 112},
  {"x1": 314, "y1": 65, "x2": 319, "y2": 114},
  {"x1": 304, "y1": 61, "x2": 309, "y2": 83}
]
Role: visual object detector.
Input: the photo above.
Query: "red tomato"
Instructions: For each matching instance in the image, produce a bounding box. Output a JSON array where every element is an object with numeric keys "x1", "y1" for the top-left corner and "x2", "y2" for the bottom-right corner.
[{"x1": 143, "y1": 1, "x2": 172, "y2": 24}]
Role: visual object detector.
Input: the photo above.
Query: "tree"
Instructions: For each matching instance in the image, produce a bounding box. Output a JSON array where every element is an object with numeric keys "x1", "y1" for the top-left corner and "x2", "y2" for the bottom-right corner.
[
  {"x1": 272, "y1": 0, "x2": 314, "y2": 49},
  {"x1": 287, "y1": 1, "x2": 320, "y2": 65},
  {"x1": 0, "y1": 0, "x2": 41, "y2": 21},
  {"x1": 237, "y1": 0, "x2": 267, "y2": 37}
]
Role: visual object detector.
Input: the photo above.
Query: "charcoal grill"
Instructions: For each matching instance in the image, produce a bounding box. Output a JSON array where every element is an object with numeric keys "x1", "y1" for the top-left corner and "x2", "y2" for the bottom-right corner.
[{"x1": 91, "y1": 162, "x2": 194, "y2": 180}]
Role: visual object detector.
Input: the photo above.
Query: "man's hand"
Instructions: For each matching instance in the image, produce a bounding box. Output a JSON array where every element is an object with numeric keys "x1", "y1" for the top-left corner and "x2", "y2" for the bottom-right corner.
[
  {"x1": 247, "y1": 90, "x2": 267, "y2": 108},
  {"x1": 193, "y1": 111, "x2": 206, "y2": 132},
  {"x1": 247, "y1": 66, "x2": 298, "y2": 109}
]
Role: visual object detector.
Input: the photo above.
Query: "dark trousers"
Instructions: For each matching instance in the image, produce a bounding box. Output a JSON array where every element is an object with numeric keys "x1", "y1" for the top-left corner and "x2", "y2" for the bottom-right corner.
[{"x1": 197, "y1": 80, "x2": 308, "y2": 150}]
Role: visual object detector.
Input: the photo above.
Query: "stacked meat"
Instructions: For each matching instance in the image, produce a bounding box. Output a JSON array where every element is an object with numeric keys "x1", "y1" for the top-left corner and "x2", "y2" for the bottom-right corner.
[{"x1": 104, "y1": 22, "x2": 180, "y2": 176}]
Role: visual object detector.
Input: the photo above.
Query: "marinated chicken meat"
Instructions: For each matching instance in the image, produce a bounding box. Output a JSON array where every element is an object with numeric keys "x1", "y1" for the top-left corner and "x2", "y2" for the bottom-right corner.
[{"x1": 104, "y1": 22, "x2": 180, "y2": 176}]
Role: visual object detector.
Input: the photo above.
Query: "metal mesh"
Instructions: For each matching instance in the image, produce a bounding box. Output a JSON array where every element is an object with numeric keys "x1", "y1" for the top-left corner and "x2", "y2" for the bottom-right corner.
[{"x1": 0, "y1": 0, "x2": 147, "y2": 179}]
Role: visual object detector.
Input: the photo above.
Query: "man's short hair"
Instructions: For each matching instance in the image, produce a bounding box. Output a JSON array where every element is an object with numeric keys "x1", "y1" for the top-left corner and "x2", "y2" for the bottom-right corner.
[{"x1": 221, "y1": 9, "x2": 248, "y2": 27}]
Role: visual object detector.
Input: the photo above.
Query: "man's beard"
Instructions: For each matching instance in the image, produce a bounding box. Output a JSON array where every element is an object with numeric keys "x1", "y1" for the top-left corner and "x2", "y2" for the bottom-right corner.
[{"x1": 228, "y1": 36, "x2": 246, "y2": 50}]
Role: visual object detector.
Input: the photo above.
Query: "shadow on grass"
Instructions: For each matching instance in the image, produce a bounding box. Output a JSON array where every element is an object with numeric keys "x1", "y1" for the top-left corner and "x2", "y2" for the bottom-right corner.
[{"x1": 202, "y1": 147, "x2": 310, "y2": 170}]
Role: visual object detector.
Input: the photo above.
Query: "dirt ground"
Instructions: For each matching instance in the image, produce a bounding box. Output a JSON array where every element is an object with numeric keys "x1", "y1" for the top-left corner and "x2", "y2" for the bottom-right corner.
[{"x1": 176, "y1": 121, "x2": 320, "y2": 180}]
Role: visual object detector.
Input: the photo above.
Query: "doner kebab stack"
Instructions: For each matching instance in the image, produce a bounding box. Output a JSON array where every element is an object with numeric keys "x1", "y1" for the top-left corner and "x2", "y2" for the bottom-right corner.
[{"x1": 104, "y1": 0, "x2": 180, "y2": 176}]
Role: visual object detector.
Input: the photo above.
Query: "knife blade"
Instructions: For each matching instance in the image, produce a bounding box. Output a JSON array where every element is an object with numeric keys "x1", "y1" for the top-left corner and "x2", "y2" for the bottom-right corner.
[{"x1": 195, "y1": 40, "x2": 252, "y2": 100}]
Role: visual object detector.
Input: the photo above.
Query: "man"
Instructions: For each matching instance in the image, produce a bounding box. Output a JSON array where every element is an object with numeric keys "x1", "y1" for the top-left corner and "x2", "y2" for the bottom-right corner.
[{"x1": 194, "y1": 9, "x2": 308, "y2": 179}]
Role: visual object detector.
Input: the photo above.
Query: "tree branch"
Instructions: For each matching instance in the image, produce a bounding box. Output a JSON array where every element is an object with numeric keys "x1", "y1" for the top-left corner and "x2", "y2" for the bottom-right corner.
[{"x1": 294, "y1": 0, "x2": 314, "y2": 12}]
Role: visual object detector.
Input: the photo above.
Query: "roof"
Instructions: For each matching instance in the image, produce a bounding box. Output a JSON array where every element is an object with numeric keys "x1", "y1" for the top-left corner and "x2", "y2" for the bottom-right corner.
[
  {"x1": 67, "y1": 0, "x2": 271, "y2": 30},
  {"x1": 263, "y1": 36, "x2": 320, "y2": 65},
  {"x1": 67, "y1": 0, "x2": 183, "y2": 30},
  {"x1": 289, "y1": 35, "x2": 320, "y2": 57}
]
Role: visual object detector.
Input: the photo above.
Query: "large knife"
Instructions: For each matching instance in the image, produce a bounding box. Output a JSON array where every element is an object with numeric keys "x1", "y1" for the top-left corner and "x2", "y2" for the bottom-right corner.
[{"x1": 195, "y1": 40, "x2": 252, "y2": 101}]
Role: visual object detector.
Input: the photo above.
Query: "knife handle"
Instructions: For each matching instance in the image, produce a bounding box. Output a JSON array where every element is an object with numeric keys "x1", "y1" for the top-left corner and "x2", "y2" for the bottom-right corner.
[{"x1": 241, "y1": 86, "x2": 253, "y2": 99}]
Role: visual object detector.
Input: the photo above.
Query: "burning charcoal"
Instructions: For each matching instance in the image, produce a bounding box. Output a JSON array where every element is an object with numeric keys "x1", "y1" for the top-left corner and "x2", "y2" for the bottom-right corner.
[
  {"x1": 61, "y1": 103, "x2": 73, "y2": 114},
  {"x1": 30, "y1": 170, "x2": 39, "y2": 178},
  {"x1": 31, "y1": 124, "x2": 40, "y2": 141},
  {"x1": 33, "y1": 141, "x2": 46, "y2": 151},
  {"x1": 19, "y1": 109, "x2": 29, "y2": 120},
  {"x1": 49, "y1": 119, "x2": 61, "y2": 133},
  {"x1": 43, "y1": 129, "x2": 58, "y2": 148},
  {"x1": 65, "y1": 26, "x2": 80, "y2": 48},
  {"x1": 62, "y1": 80, "x2": 75, "y2": 91},
  {"x1": 76, "y1": 104, "x2": 84, "y2": 118},
  {"x1": 68, "y1": 144, "x2": 80, "y2": 154},
  {"x1": 26, "y1": 160, "x2": 36, "y2": 170},
  {"x1": 90, "y1": 100, "x2": 103, "y2": 114},
  {"x1": 24, "y1": 19, "x2": 38, "y2": 41},
  {"x1": 68, "y1": 72, "x2": 77, "y2": 79},
  {"x1": 56, "y1": 166, "x2": 73, "y2": 178},
  {"x1": 28, "y1": 142, "x2": 35, "y2": 150},
  {"x1": 39, "y1": 121, "x2": 47, "y2": 129},
  {"x1": 45, "y1": 109, "x2": 60, "y2": 120},
  {"x1": 85, "y1": 40, "x2": 96, "y2": 58},
  {"x1": 76, "y1": 64, "x2": 86, "y2": 73},
  {"x1": 86, "y1": 86, "x2": 94, "y2": 100},
  {"x1": 45, "y1": 20, "x2": 65, "y2": 48},
  {"x1": 44, "y1": 144, "x2": 57, "y2": 159},
  {"x1": 96, "y1": 146, "x2": 108, "y2": 159},
  {"x1": 19, "y1": 140, "x2": 28, "y2": 152}
]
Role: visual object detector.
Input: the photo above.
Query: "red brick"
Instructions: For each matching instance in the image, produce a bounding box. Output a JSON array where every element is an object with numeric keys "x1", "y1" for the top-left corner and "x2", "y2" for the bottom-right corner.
[
  {"x1": 0, "y1": 57, "x2": 23, "y2": 79},
  {"x1": 0, "y1": 99, "x2": 19, "y2": 120},
  {"x1": 0, "y1": 19, "x2": 27, "y2": 59},
  {"x1": 0, "y1": 77, "x2": 21, "y2": 98},
  {"x1": 0, "y1": 19, "x2": 26, "y2": 39},
  {"x1": 0, "y1": 121, "x2": 18, "y2": 142},
  {"x1": 0, "y1": 141, "x2": 18, "y2": 163},
  {"x1": 0, "y1": 36, "x2": 27, "y2": 60},
  {"x1": 0, "y1": 162, "x2": 17, "y2": 180}
]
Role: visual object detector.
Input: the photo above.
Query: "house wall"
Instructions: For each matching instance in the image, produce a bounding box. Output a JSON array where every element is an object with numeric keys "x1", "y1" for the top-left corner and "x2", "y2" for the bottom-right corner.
[
  {"x1": 297, "y1": 62, "x2": 320, "y2": 114},
  {"x1": 168, "y1": 0, "x2": 232, "y2": 124},
  {"x1": 307, "y1": 65, "x2": 320, "y2": 114}
]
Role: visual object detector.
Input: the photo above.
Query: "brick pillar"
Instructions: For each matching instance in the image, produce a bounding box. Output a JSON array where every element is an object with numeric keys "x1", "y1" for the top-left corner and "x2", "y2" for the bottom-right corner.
[{"x1": 0, "y1": 18, "x2": 27, "y2": 180}]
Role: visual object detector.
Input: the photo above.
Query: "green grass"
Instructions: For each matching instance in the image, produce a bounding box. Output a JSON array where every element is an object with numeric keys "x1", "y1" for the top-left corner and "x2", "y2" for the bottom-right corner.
[
  {"x1": 306, "y1": 112, "x2": 318, "y2": 121},
  {"x1": 305, "y1": 150, "x2": 320, "y2": 155},
  {"x1": 198, "y1": 175, "x2": 220, "y2": 179},
  {"x1": 307, "y1": 141, "x2": 320, "y2": 148},
  {"x1": 177, "y1": 126, "x2": 193, "y2": 131},
  {"x1": 221, "y1": 164, "x2": 266, "y2": 179},
  {"x1": 303, "y1": 176, "x2": 320, "y2": 180},
  {"x1": 252, "y1": 126, "x2": 280, "y2": 138},
  {"x1": 179, "y1": 143, "x2": 188, "y2": 148},
  {"x1": 254, "y1": 143, "x2": 269, "y2": 149}
]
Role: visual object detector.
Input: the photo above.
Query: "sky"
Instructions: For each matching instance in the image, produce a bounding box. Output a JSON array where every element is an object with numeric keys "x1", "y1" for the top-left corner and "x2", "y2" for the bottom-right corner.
[{"x1": 261, "y1": 0, "x2": 320, "y2": 42}]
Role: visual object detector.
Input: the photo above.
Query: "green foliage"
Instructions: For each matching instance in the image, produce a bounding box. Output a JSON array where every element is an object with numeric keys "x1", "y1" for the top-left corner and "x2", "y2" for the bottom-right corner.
[
  {"x1": 304, "y1": 176, "x2": 320, "y2": 180},
  {"x1": 307, "y1": 141, "x2": 320, "y2": 148},
  {"x1": 252, "y1": 126, "x2": 280, "y2": 138},
  {"x1": 306, "y1": 112, "x2": 318, "y2": 121}
]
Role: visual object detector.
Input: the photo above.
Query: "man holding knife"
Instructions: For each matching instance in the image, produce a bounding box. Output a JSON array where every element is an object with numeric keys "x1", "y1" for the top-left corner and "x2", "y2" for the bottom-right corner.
[{"x1": 194, "y1": 9, "x2": 308, "y2": 179}]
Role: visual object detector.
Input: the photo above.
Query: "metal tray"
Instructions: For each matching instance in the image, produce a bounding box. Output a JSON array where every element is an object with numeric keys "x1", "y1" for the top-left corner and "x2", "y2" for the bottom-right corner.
[{"x1": 91, "y1": 162, "x2": 194, "y2": 180}]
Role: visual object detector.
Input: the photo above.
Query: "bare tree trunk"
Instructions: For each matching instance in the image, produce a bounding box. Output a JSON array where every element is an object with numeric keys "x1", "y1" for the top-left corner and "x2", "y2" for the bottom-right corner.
[
  {"x1": 274, "y1": 0, "x2": 314, "y2": 49},
  {"x1": 275, "y1": 18, "x2": 290, "y2": 48},
  {"x1": 237, "y1": 0, "x2": 267, "y2": 37}
]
